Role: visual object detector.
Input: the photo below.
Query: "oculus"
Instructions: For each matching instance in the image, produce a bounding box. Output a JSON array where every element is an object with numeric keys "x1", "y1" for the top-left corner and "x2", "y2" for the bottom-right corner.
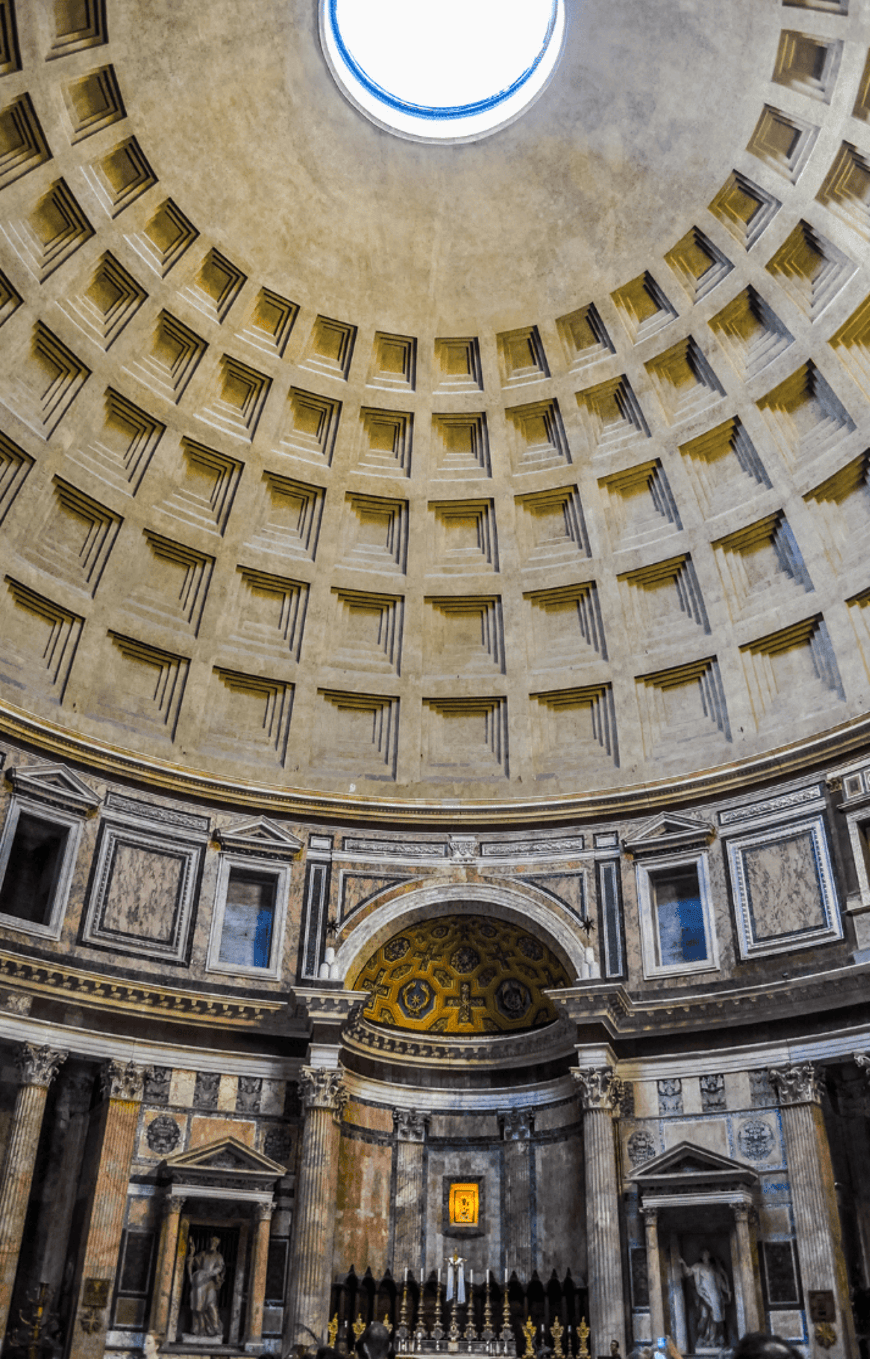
[{"x1": 320, "y1": 0, "x2": 566, "y2": 143}]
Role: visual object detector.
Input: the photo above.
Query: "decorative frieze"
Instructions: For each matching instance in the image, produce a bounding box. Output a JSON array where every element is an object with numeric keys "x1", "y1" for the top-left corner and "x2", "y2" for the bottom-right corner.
[
  {"x1": 657, "y1": 1078, "x2": 683, "y2": 1115},
  {"x1": 700, "y1": 1073, "x2": 726, "y2": 1111}
]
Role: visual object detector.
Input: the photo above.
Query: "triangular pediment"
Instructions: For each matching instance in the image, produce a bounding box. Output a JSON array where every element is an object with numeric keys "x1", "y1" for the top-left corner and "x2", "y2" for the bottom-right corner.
[
  {"x1": 216, "y1": 817, "x2": 303, "y2": 859},
  {"x1": 633, "y1": 1140, "x2": 757, "y2": 1187},
  {"x1": 623, "y1": 813, "x2": 714, "y2": 857},
  {"x1": 163, "y1": 1135, "x2": 286, "y2": 1177},
  {"x1": 8, "y1": 762, "x2": 101, "y2": 817}
]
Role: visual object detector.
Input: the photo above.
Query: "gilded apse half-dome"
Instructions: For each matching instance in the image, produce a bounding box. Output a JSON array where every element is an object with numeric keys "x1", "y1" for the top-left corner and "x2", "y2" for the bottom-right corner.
[
  {"x1": 0, "y1": 0, "x2": 869, "y2": 818},
  {"x1": 352, "y1": 915, "x2": 571, "y2": 1034}
]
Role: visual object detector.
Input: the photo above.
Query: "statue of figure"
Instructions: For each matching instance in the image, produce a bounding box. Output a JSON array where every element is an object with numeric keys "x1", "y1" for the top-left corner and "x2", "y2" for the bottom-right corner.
[
  {"x1": 679, "y1": 1250, "x2": 731, "y2": 1348},
  {"x1": 187, "y1": 1236, "x2": 225, "y2": 1337}
]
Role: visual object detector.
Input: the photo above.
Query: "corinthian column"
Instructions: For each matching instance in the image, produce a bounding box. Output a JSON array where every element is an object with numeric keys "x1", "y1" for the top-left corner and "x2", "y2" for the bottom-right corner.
[
  {"x1": 572, "y1": 1068, "x2": 625, "y2": 1358},
  {"x1": 0, "y1": 1043, "x2": 67, "y2": 1340},
  {"x1": 70, "y1": 1059, "x2": 145, "y2": 1359},
  {"x1": 501, "y1": 1109, "x2": 534, "y2": 1280},
  {"x1": 393, "y1": 1108, "x2": 429, "y2": 1277},
  {"x1": 770, "y1": 1062, "x2": 856, "y2": 1359},
  {"x1": 284, "y1": 1066, "x2": 348, "y2": 1353}
]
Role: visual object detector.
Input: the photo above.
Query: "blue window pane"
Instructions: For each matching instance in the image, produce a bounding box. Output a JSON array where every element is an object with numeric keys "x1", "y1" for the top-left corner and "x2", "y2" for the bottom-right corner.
[
  {"x1": 219, "y1": 870, "x2": 277, "y2": 969},
  {"x1": 652, "y1": 867, "x2": 707, "y2": 966}
]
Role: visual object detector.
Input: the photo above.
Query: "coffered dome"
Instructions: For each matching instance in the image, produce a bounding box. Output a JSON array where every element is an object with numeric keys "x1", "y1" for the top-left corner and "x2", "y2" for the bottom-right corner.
[{"x1": 1, "y1": 0, "x2": 869, "y2": 815}]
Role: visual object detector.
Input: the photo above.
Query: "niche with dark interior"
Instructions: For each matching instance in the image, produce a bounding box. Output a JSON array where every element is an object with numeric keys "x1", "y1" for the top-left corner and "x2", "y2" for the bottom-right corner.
[
  {"x1": 0, "y1": 812, "x2": 68, "y2": 925},
  {"x1": 218, "y1": 867, "x2": 277, "y2": 969}
]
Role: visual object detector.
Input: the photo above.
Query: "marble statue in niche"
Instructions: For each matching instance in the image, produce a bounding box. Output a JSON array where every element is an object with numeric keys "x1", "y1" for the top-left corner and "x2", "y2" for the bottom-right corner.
[
  {"x1": 187, "y1": 1237, "x2": 225, "y2": 1337},
  {"x1": 680, "y1": 1250, "x2": 731, "y2": 1350}
]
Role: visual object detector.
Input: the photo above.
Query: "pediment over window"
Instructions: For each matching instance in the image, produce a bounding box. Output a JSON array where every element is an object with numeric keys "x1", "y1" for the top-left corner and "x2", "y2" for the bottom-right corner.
[
  {"x1": 632, "y1": 1140, "x2": 757, "y2": 1198},
  {"x1": 8, "y1": 762, "x2": 102, "y2": 817},
  {"x1": 215, "y1": 816, "x2": 303, "y2": 859},
  {"x1": 623, "y1": 813, "x2": 714, "y2": 857},
  {"x1": 162, "y1": 1135, "x2": 287, "y2": 1190}
]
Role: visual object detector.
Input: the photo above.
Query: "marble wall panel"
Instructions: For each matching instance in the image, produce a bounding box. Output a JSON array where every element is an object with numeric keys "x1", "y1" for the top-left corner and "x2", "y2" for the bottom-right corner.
[
  {"x1": 425, "y1": 1146, "x2": 502, "y2": 1278},
  {"x1": 345, "y1": 1099, "x2": 393, "y2": 1133},
  {"x1": 662, "y1": 1117, "x2": 729, "y2": 1156},
  {"x1": 333, "y1": 1132, "x2": 392, "y2": 1278},
  {"x1": 169, "y1": 1069, "x2": 196, "y2": 1108},
  {"x1": 189, "y1": 1115, "x2": 256, "y2": 1148},
  {"x1": 429, "y1": 1113, "x2": 499, "y2": 1139},
  {"x1": 534, "y1": 1136, "x2": 585, "y2": 1278},
  {"x1": 533, "y1": 1101, "x2": 579, "y2": 1133}
]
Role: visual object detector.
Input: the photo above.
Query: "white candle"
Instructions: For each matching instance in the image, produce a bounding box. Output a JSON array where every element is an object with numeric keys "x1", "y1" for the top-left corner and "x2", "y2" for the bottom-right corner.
[
  {"x1": 470, "y1": 1269, "x2": 474, "y2": 1286},
  {"x1": 404, "y1": 1267, "x2": 408, "y2": 1282},
  {"x1": 504, "y1": 1268, "x2": 508, "y2": 1284},
  {"x1": 438, "y1": 1268, "x2": 441, "y2": 1284}
]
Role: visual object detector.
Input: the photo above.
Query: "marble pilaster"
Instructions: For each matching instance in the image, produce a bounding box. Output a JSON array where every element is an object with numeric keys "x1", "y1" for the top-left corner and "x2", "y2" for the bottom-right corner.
[
  {"x1": 641, "y1": 1208, "x2": 665, "y2": 1347},
  {"x1": 70, "y1": 1059, "x2": 145, "y2": 1358},
  {"x1": 770, "y1": 1062, "x2": 856, "y2": 1359},
  {"x1": 501, "y1": 1109, "x2": 534, "y2": 1281},
  {"x1": 149, "y1": 1193, "x2": 186, "y2": 1340},
  {"x1": 283, "y1": 1065, "x2": 347, "y2": 1353},
  {"x1": 572, "y1": 1067, "x2": 625, "y2": 1358},
  {"x1": 393, "y1": 1107, "x2": 429, "y2": 1277},
  {"x1": 0, "y1": 1044, "x2": 67, "y2": 1343},
  {"x1": 247, "y1": 1201, "x2": 275, "y2": 1349},
  {"x1": 731, "y1": 1204, "x2": 762, "y2": 1336}
]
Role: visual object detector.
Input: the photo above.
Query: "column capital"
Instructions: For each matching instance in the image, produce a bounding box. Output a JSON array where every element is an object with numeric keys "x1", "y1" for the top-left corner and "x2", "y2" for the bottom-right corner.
[
  {"x1": 15, "y1": 1043, "x2": 67, "y2": 1088},
  {"x1": 393, "y1": 1107, "x2": 430, "y2": 1142},
  {"x1": 100, "y1": 1058, "x2": 146, "y2": 1103},
  {"x1": 300, "y1": 1064, "x2": 348, "y2": 1117},
  {"x1": 769, "y1": 1061, "x2": 823, "y2": 1107},
  {"x1": 572, "y1": 1066, "x2": 620, "y2": 1112},
  {"x1": 732, "y1": 1203, "x2": 754, "y2": 1225},
  {"x1": 640, "y1": 1205, "x2": 659, "y2": 1224},
  {"x1": 164, "y1": 1194, "x2": 186, "y2": 1216},
  {"x1": 255, "y1": 1200, "x2": 275, "y2": 1223},
  {"x1": 499, "y1": 1107, "x2": 534, "y2": 1141}
]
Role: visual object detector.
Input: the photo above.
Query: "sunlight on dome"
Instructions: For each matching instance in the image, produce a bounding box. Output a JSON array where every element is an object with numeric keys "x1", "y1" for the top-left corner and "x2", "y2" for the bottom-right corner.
[{"x1": 321, "y1": 0, "x2": 565, "y2": 141}]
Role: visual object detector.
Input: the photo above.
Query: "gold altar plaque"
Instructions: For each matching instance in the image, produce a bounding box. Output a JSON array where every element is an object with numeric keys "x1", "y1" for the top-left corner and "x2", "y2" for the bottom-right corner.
[{"x1": 449, "y1": 1182, "x2": 479, "y2": 1225}]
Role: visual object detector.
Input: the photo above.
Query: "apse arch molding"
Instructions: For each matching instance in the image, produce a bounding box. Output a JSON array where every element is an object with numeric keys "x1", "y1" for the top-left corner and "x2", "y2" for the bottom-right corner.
[{"x1": 332, "y1": 879, "x2": 590, "y2": 981}]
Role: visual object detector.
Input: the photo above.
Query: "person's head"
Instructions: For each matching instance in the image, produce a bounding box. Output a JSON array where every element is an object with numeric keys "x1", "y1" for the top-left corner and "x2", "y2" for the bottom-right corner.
[
  {"x1": 361, "y1": 1322, "x2": 391, "y2": 1359},
  {"x1": 731, "y1": 1332, "x2": 801, "y2": 1358},
  {"x1": 700, "y1": 1249, "x2": 711, "y2": 1263},
  {"x1": 210, "y1": 1236, "x2": 220, "y2": 1250}
]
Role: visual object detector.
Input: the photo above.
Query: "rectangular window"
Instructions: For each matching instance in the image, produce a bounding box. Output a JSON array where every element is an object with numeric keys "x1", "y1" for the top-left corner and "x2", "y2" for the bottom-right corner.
[
  {"x1": 0, "y1": 813, "x2": 68, "y2": 925},
  {"x1": 218, "y1": 868, "x2": 277, "y2": 969},
  {"x1": 649, "y1": 864, "x2": 707, "y2": 967},
  {"x1": 636, "y1": 852, "x2": 718, "y2": 979}
]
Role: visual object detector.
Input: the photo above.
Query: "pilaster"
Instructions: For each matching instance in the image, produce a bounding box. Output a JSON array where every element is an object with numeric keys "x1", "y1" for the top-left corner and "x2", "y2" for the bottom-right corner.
[
  {"x1": 393, "y1": 1107, "x2": 430, "y2": 1277},
  {"x1": 247, "y1": 1201, "x2": 276, "y2": 1350},
  {"x1": 283, "y1": 1064, "x2": 348, "y2": 1353},
  {"x1": 500, "y1": 1108, "x2": 534, "y2": 1280},
  {"x1": 0, "y1": 1043, "x2": 67, "y2": 1343},
  {"x1": 770, "y1": 1062, "x2": 856, "y2": 1359},
  {"x1": 69, "y1": 1059, "x2": 145, "y2": 1358},
  {"x1": 572, "y1": 1066, "x2": 625, "y2": 1358}
]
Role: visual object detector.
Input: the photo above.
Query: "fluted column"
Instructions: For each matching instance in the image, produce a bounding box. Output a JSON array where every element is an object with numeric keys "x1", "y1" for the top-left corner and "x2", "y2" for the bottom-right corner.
[
  {"x1": 149, "y1": 1193, "x2": 185, "y2": 1340},
  {"x1": 247, "y1": 1201, "x2": 275, "y2": 1348},
  {"x1": 283, "y1": 1066, "x2": 347, "y2": 1353},
  {"x1": 0, "y1": 1043, "x2": 67, "y2": 1342},
  {"x1": 572, "y1": 1068, "x2": 625, "y2": 1358},
  {"x1": 501, "y1": 1109, "x2": 534, "y2": 1280},
  {"x1": 732, "y1": 1205, "x2": 762, "y2": 1335},
  {"x1": 70, "y1": 1059, "x2": 145, "y2": 1358},
  {"x1": 770, "y1": 1063, "x2": 856, "y2": 1359},
  {"x1": 393, "y1": 1108, "x2": 429, "y2": 1277},
  {"x1": 641, "y1": 1208, "x2": 665, "y2": 1347}
]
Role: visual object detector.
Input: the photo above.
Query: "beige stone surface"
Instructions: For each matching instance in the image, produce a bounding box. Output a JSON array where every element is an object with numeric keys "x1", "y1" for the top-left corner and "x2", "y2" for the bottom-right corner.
[
  {"x1": 188, "y1": 1115, "x2": 256, "y2": 1148},
  {"x1": 0, "y1": 0, "x2": 867, "y2": 806}
]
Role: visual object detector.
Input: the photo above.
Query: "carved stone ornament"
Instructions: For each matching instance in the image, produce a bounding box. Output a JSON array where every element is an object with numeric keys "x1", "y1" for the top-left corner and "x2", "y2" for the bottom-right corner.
[
  {"x1": 768, "y1": 1062, "x2": 823, "y2": 1107},
  {"x1": 15, "y1": 1043, "x2": 67, "y2": 1088},
  {"x1": 100, "y1": 1059, "x2": 145, "y2": 1103},
  {"x1": 146, "y1": 1114, "x2": 182, "y2": 1155},
  {"x1": 144, "y1": 1065, "x2": 171, "y2": 1104},
  {"x1": 500, "y1": 1108, "x2": 534, "y2": 1141},
  {"x1": 165, "y1": 1194, "x2": 187, "y2": 1216},
  {"x1": 737, "y1": 1118, "x2": 775, "y2": 1162},
  {"x1": 627, "y1": 1130, "x2": 657, "y2": 1166},
  {"x1": 300, "y1": 1065, "x2": 348, "y2": 1117},
  {"x1": 572, "y1": 1066, "x2": 620, "y2": 1112},
  {"x1": 255, "y1": 1200, "x2": 275, "y2": 1222},
  {"x1": 449, "y1": 835, "x2": 477, "y2": 862},
  {"x1": 855, "y1": 1052, "x2": 870, "y2": 1085},
  {"x1": 393, "y1": 1107, "x2": 430, "y2": 1142}
]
